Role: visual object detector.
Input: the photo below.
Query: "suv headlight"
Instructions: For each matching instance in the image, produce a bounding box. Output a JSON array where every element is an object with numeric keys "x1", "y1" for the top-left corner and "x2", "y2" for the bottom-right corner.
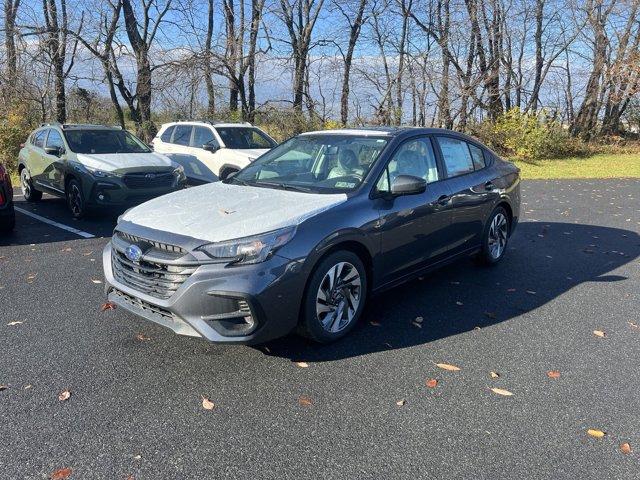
[
  {"x1": 198, "y1": 226, "x2": 296, "y2": 264},
  {"x1": 83, "y1": 165, "x2": 120, "y2": 178}
]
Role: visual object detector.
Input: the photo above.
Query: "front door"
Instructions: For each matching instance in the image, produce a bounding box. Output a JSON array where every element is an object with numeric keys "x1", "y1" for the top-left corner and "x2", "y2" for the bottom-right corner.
[{"x1": 375, "y1": 136, "x2": 454, "y2": 285}]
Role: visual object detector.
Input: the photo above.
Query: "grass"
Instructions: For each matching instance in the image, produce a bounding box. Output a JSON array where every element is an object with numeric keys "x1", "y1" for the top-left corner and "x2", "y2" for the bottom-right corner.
[{"x1": 511, "y1": 153, "x2": 640, "y2": 179}]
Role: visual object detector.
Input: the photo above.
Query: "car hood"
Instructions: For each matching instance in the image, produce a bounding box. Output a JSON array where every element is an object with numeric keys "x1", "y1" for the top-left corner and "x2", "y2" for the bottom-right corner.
[
  {"x1": 77, "y1": 152, "x2": 174, "y2": 172},
  {"x1": 120, "y1": 182, "x2": 347, "y2": 243},
  {"x1": 222, "y1": 148, "x2": 269, "y2": 161}
]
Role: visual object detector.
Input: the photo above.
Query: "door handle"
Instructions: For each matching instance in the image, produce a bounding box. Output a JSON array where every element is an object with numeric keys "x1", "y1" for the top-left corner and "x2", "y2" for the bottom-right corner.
[
  {"x1": 436, "y1": 194, "x2": 451, "y2": 206},
  {"x1": 485, "y1": 181, "x2": 495, "y2": 191}
]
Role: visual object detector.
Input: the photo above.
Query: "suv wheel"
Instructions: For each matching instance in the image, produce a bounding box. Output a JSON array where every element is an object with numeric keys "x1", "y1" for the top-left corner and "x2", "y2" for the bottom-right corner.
[
  {"x1": 478, "y1": 206, "x2": 510, "y2": 265},
  {"x1": 20, "y1": 169, "x2": 42, "y2": 202},
  {"x1": 299, "y1": 251, "x2": 368, "y2": 343},
  {"x1": 66, "y1": 179, "x2": 87, "y2": 219}
]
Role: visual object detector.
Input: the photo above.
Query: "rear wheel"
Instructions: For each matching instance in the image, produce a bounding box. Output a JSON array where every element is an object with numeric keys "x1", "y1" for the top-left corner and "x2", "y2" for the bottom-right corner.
[
  {"x1": 299, "y1": 251, "x2": 367, "y2": 343},
  {"x1": 478, "y1": 206, "x2": 510, "y2": 265},
  {"x1": 66, "y1": 179, "x2": 87, "y2": 219},
  {"x1": 20, "y1": 169, "x2": 42, "y2": 202}
]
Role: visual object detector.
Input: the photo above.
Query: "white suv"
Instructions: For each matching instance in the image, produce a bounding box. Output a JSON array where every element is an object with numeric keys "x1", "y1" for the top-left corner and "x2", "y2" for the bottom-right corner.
[{"x1": 152, "y1": 121, "x2": 277, "y2": 179}]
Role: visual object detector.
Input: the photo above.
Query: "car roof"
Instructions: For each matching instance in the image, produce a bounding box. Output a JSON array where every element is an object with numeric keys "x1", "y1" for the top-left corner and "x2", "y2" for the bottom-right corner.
[
  {"x1": 299, "y1": 126, "x2": 487, "y2": 144},
  {"x1": 37, "y1": 123, "x2": 123, "y2": 131},
  {"x1": 161, "y1": 121, "x2": 255, "y2": 129}
]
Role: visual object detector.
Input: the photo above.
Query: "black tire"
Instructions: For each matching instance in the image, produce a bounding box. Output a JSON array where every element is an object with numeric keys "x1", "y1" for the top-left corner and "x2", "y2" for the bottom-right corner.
[
  {"x1": 478, "y1": 206, "x2": 510, "y2": 265},
  {"x1": 20, "y1": 169, "x2": 42, "y2": 202},
  {"x1": 0, "y1": 210, "x2": 15, "y2": 232},
  {"x1": 66, "y1": 179, "x2": 87, "y2": 219},
  {"x1": 298, "y1": 250, "x2": 368, "y2": 343},
  {"x1": 220, "y1": 167, "x2": 239, "y2": 180}
]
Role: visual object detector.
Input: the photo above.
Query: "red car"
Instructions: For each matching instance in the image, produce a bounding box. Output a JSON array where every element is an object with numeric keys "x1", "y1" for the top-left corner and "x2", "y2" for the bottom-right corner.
[{"x1": 0, "y1": 163, "x2": 15, "y2": 232}]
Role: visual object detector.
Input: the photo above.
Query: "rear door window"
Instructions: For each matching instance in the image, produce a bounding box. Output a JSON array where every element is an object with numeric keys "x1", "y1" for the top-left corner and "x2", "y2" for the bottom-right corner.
[
  {"x1": 436, "y1": 136, "x2": 475, "y2": 177},
  {"x1": 33, "y1": 130, "x2": 47, "y2": 148},
  {"x1": 160, "y1": 125, "x2": 175, "y2": 142},
  {"x1": 172, "y1": 125, "x2": 193, "y2": 146}
]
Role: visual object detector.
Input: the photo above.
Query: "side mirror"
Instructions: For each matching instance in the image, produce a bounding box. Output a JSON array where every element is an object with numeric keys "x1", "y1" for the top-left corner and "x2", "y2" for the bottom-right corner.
[
  {"x1": 203, "y1": 143, "x2": 219, "y2": 153},
  {"x1": 44, "y1": 146, "x2": 63, "y2": 157},
  {"x1": 390, "y1": 175, "x2": 426, "y2": 196}
]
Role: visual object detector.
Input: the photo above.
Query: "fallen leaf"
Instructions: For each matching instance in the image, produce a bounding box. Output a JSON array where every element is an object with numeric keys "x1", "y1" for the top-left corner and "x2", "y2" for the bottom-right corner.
[
  {"x1": 135, "y1": 333, "x2": 150, "y2": 342},
  {"x1": 100, "y1": 302, "x2": 116, "y2": 311},
  {"x1": 59, "y1": 247, "x2": 72, "y2": 252},
  {"x1": 455, "y1": 301, "x2": 464, "y2": 306},
  {"x1": 425, "y1": 378, "x2": 438, "y2": 388},
  {"x1": 0, "y1": 385, "x2": 7, "y2": 391},
  {"x1": 27, "y1": 273, "x2": 37, "y2": 282},
  {"x1": 81, "y1": 251, "x2": 93, "y2": 256},
  {"x1": 7, "y1": 321, "x2": 23, "y2": 326},
  {"x1": 58, "y1": 390, "x2": 71, "y2": 401},
  {"x1": 295, "y1": 361, "x2": 309, "y2": 368},
  {"x1": 484, "y1": 311, "x2": 497, "y2": 319},
  {"x1": 414, "y1": 316, "x2": 424, "y2": 323},
  {"x1": 396, "y1": 399, "x2": 406, "y2": 406},
  {"x1": 201, "y1": 396, "x2": 215, "y2": 410},
  {"x1": 24, "y1": 384, "x2": 32, "y2": 390},
  {"x1": 547, "y1": 370, "x2": 561, "y2": 379},
  {"x1": 620, "y1": 442, "x2": 632, "y2": 454},
  {"x1": 436, "y1": 363, "x2": 461, "y2": 371},
  {"x1": 50, "y1": 467, "x2": 72, "y2": 479},
  {"x1": 628, "y1": 322, "x2": 639, "y2": 329},
  {"x1": 526, "y1": 290, "x2": 537, "y2": 295},
  {"x1": 133, "y1": 455, "x2": 142, "y2": 460},
  {"x1": 490, "y1": 371, "x2": 500, "y2": 378},
  {"x1": 593, "y1": 330, "x2": 606, "y2": 338},
  {"x1": 411, "y1": 321, "x2": 422, "y2": 328},
  {"x1": 587, "y1": 429, "x2": 606, "y2": 439},
  {"x1": 490, "y1": 387, "x2": 513, "y2": 396},
  {"x1": 91, "y1": 279, "x2": 103, "y2": 284},
  {"x1": 298, "y1": 395, "x2": 313, "y2": 406},
  {"x1": 369, "y1": 320, "x2": 381, "y2": 326}
]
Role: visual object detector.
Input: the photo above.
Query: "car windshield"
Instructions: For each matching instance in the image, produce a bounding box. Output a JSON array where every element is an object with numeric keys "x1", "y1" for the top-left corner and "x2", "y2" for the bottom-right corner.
[
  {"x1": 229, "y1": 134, "x2": 389, "y2": 193},
  {"x1": 64, "y1": 129, "x2": 150, "y2": 154},
  {"x1": 216, "y1": 127, "x2": 277, "y2": 149}
]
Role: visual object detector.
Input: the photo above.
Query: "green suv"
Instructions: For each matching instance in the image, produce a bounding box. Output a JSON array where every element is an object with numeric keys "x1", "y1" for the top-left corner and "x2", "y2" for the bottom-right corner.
[{"x1": 18, "y1": 124, "x2": 186, "y2": 218}]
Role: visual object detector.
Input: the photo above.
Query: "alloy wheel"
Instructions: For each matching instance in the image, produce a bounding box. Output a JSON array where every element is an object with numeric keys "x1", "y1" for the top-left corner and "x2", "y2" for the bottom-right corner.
[
  {"x1": 488, "y1": 212, "x2": 508, "y2": 259},
  {"x1": 315, "y1": 261, "x2": 362, "y2": 333}
]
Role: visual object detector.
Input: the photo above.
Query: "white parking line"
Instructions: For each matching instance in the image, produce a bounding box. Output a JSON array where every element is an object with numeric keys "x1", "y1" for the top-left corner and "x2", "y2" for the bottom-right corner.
[{"x1": 14, "y1": 207, "x2": 95, "y2": 239}]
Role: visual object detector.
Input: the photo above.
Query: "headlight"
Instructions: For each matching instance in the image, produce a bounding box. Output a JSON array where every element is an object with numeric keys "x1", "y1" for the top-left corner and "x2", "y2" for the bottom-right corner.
[
  {"x1": 198, "y1": 226, "x2": 296, "y2": 264},
  {"x1": 83, "y1": 165, "x2": 120, "y2": 178}
]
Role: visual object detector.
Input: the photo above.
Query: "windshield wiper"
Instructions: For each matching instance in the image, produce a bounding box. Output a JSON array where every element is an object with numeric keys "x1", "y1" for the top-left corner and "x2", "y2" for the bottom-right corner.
[
  {"x1": 255, "y1": 181, "x2": 312, "y2": 193},
  {"x1": 223, "y1": 176, "x2": 252, "y2": 186}
]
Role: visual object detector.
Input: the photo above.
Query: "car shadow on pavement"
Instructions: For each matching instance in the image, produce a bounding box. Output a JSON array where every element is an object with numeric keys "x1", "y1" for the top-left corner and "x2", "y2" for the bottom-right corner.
[{"x1": 260, "y1": 221, "x2": 640, "y2": 362}]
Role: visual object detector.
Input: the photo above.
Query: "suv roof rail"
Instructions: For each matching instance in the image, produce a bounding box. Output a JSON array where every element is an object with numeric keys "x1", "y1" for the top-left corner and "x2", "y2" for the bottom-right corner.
[
  {"x1": 171, "y1": 119, "x2": 253, "y2": 127},
  {"x1": 39, "y1": 121, "x2": 62, "y2": 128}
]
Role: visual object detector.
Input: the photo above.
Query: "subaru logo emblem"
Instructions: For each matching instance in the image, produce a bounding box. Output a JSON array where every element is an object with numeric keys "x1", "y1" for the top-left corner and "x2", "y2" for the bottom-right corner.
[
  {"x1": 145, "y1": 173, "x2": 156, "y2": 179},
  {"x1": 125, "y1": 244, "x2": 143, "y2": 263}
]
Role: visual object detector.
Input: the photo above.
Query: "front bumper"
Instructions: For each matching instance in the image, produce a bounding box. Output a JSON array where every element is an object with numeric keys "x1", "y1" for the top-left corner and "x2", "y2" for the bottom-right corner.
[
  {"x1": 86, "y1": 180, "x2": 184, "y2": 208},
  {"x1": 102, "y1": 242, "x2": 305, "y2": 344}
]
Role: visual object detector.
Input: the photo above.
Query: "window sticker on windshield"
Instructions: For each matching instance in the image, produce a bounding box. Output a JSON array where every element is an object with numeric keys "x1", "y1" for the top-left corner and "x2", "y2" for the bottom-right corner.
[{"x1": 335, "y1": 181, "x2": 356, "y2": 188}]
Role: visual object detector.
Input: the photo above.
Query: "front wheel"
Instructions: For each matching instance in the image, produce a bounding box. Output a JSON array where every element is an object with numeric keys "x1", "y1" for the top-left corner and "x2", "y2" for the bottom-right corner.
[
  {"x1": 66, "y1": 179, "x2": 87, "y2": 219},
  {"x1": 21, "y1": 169, "x2": 42, "y2": 202},
  {"x1": 478, "y1": 206, "x2": 510, "y2": 265},
  {"x1": 298, "y1": 251, "x2": 368, "y2": 343}
]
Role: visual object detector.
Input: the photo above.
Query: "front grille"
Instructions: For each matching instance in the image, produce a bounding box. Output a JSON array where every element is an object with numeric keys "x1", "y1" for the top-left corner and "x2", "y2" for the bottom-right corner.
[
  {"x1": 123, "y1": 172, "x2": 174, "y2": 189},
  {"x1": 111, "y1": 288, "x2": 174, "y2": 321},
  {"x1": 117, "y1": 231, "x2": 185, "y2": 254},
  {"x1": 111, "y1": 232, "x2": 196, "y2": 299}
]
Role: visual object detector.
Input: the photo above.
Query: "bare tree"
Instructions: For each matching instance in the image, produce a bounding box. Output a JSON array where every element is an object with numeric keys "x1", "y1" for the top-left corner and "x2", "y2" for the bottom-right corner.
[{"x1": 3, "y1": 0, "x2": 21, "y2": 97}]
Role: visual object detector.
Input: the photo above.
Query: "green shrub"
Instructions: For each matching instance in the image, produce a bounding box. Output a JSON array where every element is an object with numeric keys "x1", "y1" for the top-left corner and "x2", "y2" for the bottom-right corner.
[
  {"x1": 470, "y1": 108, "x2": 590, "y2": 161},
  {"x1": 0, "y1": 102, "x2": 35, "y2": 174}
]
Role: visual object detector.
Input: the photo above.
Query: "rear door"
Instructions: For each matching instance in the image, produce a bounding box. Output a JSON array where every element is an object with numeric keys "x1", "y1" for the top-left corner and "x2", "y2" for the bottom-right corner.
[
  {"x1": 154, "y1": 125, "x2": 175, "y2": 153},
  {"x1": 434, "y1": 135, "x2": 499, "y2": 253},
  {"x1": 374, "y1": 136, "x2": 454, "y2": 285}
]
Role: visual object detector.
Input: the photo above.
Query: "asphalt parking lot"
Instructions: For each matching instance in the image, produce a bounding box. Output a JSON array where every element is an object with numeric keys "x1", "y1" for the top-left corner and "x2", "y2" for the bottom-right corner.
[{"x1": 1, "y1": 179, "x2": 639, "y2": 479}]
